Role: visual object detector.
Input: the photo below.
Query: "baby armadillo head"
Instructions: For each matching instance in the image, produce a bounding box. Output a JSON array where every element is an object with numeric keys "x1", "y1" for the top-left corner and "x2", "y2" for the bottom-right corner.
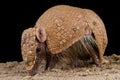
[
  {"x1": 21, "y1": 28, "x2": 36, "y2": 71},
  {"x1": 21, "y1": 26, "x2": 47, "y2": 76}
]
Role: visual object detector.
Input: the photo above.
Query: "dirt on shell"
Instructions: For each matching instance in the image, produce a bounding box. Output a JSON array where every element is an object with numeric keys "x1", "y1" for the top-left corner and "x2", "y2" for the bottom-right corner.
[{"x1": 0, "y1": 54, "x2": 120, "y2": 80}]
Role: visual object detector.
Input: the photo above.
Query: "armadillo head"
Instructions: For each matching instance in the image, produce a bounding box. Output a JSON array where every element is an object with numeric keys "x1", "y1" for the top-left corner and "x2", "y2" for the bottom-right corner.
[{"x1": 21, "y1": 26, "x2": 47, "y2": 76}]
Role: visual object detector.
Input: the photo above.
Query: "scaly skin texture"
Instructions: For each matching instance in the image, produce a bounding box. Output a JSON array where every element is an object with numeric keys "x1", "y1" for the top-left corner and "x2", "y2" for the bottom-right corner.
[
  {"x1": 21, "y1": 27, "x2": 46, "y2": 76},
  {"x1": 21, "y1": 5, "x2": 108, "y2": 76},
  {"x1": 35, "y1": 5, "x2": 108, "y2": 63}
]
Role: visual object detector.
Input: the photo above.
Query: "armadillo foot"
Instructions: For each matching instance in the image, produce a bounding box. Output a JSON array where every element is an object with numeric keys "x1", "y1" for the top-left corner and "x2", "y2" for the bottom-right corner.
[
  {"x1": 28, "y1": 69, "x2": 37, "y2": 76},
  {"x1": 92, "y1": 54, "x2": 101, "y2": 67}
]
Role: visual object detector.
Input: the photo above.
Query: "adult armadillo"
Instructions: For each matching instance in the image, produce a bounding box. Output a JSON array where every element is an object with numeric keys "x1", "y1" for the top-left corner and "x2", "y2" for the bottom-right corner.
[{"x1": 21, "y1": 5, "x2": 108, "y2": 76}]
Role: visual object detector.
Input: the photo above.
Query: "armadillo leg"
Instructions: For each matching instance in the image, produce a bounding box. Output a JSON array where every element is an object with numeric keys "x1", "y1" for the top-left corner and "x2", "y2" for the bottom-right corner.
[
  {"x1": 49, "y1": 55, "x2": 58, "y2": 69},
  {"x1": 45, "y1": 51, "x2": 58, "y2": 70},
  {"x1": 81, "y1": 34, "x2": 101, "y2": 66},
  {"x1": 87, "y1": 47, "x2": 101, "y2": 66},
  {"x1": 45, "y1": 52, "x2": 51, "y2": 70}
]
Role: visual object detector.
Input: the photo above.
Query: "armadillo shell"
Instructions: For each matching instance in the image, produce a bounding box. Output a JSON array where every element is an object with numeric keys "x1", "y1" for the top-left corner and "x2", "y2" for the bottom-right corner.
[
  {"x1": 21, "y1": 28, "x2": 37, "y2": 70},
  {"x1": 35, "y1": 5, "x2": 108, "y2": 55}
]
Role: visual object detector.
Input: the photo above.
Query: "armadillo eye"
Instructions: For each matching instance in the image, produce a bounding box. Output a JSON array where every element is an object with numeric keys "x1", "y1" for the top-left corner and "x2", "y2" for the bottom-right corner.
[{"x1": 36, "y1": 47, "x2": 41, "y2": 53}]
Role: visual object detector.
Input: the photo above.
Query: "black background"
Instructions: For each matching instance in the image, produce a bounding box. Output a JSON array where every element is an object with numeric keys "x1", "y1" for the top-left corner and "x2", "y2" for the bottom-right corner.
[{"x1": 0, "y1": 0, "x2": 120, "y2": 62}]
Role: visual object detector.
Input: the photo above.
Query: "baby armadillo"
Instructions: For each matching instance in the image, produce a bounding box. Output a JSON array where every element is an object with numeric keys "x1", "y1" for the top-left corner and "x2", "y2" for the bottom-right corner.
[{"x1": 21, "y1": 5, "x2": 108, "y2": 76}]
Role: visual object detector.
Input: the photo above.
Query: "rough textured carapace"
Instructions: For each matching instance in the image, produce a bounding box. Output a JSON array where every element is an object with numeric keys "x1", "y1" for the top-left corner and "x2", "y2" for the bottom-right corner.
[
  {"x1": 21, "y1": 5, "x2": 108, "y2": 76},
  {"x1": 35, "y1": 5, "x2": 108, "y2": 62},
  {"x1": 21, "y1": 28, "x2": 36, "y2": 70}
]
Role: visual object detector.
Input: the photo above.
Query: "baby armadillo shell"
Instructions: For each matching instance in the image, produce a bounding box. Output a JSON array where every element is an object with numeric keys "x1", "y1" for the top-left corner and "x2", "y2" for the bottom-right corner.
[{"x1": 35, "y1": 5, "x2": 108, "y2": 58}]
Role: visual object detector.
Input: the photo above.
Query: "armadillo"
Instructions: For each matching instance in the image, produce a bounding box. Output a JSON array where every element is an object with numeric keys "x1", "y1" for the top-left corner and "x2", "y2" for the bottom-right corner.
[{"x1": 21, "y1": 5, "x2": 108, "y2": 76}]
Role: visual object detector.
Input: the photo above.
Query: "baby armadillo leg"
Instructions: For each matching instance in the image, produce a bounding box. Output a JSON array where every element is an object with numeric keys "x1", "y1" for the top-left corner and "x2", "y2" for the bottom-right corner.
[
  {"x1": 45, "y1": 55, "x2": 58, "y2": 70},
  {"x1": 45, "y1": 52, "x2": 51, "y2": 70},
  {"x1": 45, "y1": 49, "x2": 58, "y2": 70},
  {"x1": 81, "y1": 34, "x2": 101, "y2": 66},
  {"x1": 49, "y1": 55, "x2": 58, "y2": 70},
  {"x1": 87, "y1": 46, "x2": 100, "y2": 66}
]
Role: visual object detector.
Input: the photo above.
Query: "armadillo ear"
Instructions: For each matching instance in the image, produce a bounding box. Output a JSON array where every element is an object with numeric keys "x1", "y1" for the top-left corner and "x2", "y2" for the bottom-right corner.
[{"x1": 36, "y1": 26, "x2": 46, "y2": 42}]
